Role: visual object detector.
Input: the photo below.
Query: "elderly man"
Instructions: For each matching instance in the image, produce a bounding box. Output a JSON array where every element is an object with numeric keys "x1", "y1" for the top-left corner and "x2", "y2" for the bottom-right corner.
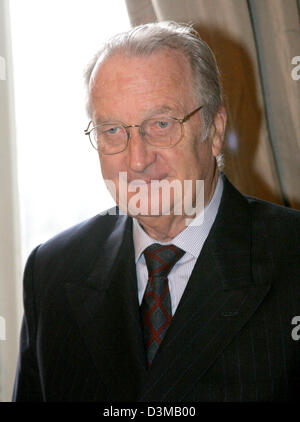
[{"x1": 13, "y1": 22, "x2": 300, "y2": 402}]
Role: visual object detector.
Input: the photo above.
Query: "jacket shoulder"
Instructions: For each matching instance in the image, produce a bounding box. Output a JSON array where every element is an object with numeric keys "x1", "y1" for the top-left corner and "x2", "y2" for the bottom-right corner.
[
  {"x1": 37, "y1": 209, "x2": 121, "y2": 258},
  {"x1": 246, "y1": 195, "x2": 300, "y2": 225},
  {"x1": 25, "y1": 209, "x2": 128, "y2": 294},
  {"x1": 245, "y1": 195, "x2": 300, "y2": 253}
]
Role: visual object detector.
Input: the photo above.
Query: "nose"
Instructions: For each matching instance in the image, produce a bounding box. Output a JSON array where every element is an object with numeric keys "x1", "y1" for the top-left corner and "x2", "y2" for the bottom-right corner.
[{"x1": 126, "y1": 126, "x2": 156, "y2": 173}]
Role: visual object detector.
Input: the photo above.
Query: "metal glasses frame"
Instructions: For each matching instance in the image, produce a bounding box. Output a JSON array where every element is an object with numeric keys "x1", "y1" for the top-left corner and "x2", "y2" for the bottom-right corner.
[{"x1": 84, "y1": 105, "x2": 203, "y2": 155}]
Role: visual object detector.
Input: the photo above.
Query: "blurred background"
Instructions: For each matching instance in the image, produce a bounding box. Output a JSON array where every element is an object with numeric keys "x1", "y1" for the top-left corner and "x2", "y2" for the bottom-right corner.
[{"x1": 0, "y1": 0, "x2": 299, "y2": 401}]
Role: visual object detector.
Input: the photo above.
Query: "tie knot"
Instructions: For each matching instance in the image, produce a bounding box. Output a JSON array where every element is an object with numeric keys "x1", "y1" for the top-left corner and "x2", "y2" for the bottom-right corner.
[{"x1": 143, "y1": 243, "x2": 185, "y2": 278}]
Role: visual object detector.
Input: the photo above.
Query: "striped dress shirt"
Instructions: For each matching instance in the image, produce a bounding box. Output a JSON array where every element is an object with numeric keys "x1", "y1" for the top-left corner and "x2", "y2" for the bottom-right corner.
[{"x1": 133, "y1": 175, "x2": 224, "y2": 316}]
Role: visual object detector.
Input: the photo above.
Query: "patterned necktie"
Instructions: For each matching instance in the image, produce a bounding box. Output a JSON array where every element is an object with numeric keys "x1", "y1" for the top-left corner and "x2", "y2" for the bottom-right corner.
[{"x1": 140, "y1": 243, "x2": 185, "y2": 367}]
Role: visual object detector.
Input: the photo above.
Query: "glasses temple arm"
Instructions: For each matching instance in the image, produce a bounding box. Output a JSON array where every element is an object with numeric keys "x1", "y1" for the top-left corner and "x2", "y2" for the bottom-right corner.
[{"x1": 181, "y1": 105, "x2": 203, "y2": 123}]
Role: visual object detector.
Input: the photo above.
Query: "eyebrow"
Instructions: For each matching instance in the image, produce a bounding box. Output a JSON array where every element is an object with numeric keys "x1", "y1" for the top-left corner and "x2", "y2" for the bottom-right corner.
[
  {"x1": 94, "y1": 105, "x2": 182, "y2": 125},
  {"x1": 144, "y1": 105, "x2": 173, "y2": 117}
]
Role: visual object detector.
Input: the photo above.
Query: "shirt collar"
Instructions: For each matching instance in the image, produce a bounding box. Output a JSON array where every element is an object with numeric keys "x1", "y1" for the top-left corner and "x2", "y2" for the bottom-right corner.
[{"x1": 133, "y1": 175, "x2": 224, "y2": 262}]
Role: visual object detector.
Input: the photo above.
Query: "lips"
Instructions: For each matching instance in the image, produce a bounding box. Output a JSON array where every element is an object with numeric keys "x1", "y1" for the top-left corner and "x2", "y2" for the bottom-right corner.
[
  {"x1": 128, "y1": 179, "x2": 153, "y2": 186},
  {"x1": 127, "y1": 174, "x2": 170, "y2": 185}
]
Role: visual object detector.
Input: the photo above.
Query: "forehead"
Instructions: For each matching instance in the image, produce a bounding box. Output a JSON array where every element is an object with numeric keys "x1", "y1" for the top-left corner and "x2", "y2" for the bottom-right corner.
[{"x1": 89, "y1": 49, "x2": 195, "y2": 119}]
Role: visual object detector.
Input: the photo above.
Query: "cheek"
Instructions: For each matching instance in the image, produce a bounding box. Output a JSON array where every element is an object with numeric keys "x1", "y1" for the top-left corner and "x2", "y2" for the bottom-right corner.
[
  {"x1": 99, "y1": 155, "x2": 122, "y2": 181},
  {"x1": 181, "y1": 141, "x2": 211, "y2": 180},
  {"x1": 174, "y1": 141, "x2": 201, "y2": 177}
]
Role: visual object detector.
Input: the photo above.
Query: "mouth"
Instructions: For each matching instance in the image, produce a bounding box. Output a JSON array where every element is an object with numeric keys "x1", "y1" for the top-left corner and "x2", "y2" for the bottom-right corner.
[
  {"x1": 127, "y1": 175, "x2": 170, "y2": 186},
  {"x1": 128, "y1": 179, "x2": 153, "y2": 186}
]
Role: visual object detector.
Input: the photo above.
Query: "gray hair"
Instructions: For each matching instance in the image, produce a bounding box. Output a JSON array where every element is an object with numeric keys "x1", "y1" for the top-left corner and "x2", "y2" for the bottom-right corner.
[{"x1": 84, "y1": 21, "x2": 223, "y2": 143}]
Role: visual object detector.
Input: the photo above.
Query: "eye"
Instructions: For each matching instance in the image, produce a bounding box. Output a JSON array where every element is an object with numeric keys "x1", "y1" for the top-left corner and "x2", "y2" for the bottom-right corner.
[
  {"x1": 104, "y1": 126, "x2": 120, "y2": 135},
  {"x1": 144, "y1": 118, "x2": 175, "y2": 137},
  {"x1": 156, "y1": 120, "x2": 170, "y2": 129}
]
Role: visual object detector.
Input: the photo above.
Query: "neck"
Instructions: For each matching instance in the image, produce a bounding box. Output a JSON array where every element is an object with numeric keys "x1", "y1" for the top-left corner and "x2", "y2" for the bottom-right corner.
[{"x1": 136, "y1": 168, "x2": 220, "y2": 242}]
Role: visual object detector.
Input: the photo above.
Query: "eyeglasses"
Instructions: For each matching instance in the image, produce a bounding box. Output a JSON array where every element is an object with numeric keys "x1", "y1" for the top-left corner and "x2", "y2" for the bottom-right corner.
[{"x1": 84, "y1": 105, "x2": 203, "y2": 155}]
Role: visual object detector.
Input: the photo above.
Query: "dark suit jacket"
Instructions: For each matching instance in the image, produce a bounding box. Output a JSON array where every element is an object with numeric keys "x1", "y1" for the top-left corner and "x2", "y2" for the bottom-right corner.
[{"x1": 13, "y1": 175, "x2": 300, "y2": 401}]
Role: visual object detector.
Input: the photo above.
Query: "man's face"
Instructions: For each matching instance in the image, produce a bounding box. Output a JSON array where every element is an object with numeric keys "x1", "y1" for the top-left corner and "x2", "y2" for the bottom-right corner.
[{"x1": 89, "y1": 49, "x2": 223, "y2": 218}]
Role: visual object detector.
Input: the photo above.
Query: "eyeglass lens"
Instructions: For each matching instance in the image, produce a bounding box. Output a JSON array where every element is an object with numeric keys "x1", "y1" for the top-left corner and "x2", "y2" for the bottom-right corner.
[{"x1": 90, "y1": 117, "x2": 182, "y2": 153}]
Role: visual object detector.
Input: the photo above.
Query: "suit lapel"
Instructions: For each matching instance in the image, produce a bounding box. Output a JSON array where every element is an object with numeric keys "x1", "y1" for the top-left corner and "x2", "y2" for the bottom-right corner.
[
  {"x1": 64, "y1": 176, "x2": 274, "y2": 401},
  {"x1": 65, "y1": 215, "x2": 147, "y2": 400},
  {"x1": 138, "y1": 176, "x2": 272, "y2": 401}
]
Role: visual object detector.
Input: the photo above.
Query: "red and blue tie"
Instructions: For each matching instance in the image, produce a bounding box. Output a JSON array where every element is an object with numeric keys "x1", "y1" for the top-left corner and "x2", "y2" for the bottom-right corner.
[{"x1": 140, "y1": 243, "x2": 185, "y2": 367}]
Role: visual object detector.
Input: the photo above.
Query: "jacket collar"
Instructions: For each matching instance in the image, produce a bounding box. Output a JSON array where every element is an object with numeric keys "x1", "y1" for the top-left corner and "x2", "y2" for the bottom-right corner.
[{"x1": 65, "y1": 175, "x2": 273, "y2": 400}]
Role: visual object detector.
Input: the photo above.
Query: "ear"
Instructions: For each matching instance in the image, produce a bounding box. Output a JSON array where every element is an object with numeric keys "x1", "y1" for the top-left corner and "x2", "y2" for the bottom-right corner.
[{"x1": 211, "y1": 106, "x2": 227, "y2": 158}]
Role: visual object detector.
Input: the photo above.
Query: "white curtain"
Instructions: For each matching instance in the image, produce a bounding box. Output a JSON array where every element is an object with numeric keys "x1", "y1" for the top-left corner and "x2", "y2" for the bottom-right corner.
[{"x1": 0, "y1": 0, "x2": 22, "y2": 402}]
